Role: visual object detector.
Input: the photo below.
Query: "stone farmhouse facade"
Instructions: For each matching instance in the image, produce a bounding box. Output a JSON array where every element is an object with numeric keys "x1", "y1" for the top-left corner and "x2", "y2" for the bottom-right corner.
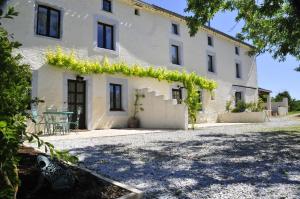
[{"x1": 2, "y1": 0, "x2": 258, "y2": 130}]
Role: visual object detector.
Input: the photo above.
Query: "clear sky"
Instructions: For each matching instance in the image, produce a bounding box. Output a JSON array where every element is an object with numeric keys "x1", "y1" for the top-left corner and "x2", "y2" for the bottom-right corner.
[{"x1": 143, "y1": 0, "x2": 300, "y2": 99}]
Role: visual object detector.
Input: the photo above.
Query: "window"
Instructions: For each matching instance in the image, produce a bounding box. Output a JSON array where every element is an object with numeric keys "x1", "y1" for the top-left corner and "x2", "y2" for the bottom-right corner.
[
  {"x1": 172, "y1": 23, "x2": 179, "y2": 35},
  {"x1": 97, "y1": 22, "x2": 114, "y2": 50},
  {"x1": 235, "y1": 92, "x2": 242, "y2": 105},
  {"x1": 208, "y1": 54, "x2": 215, "y2": 73},
  {"x1": 103, "y1": 0, "x2": 112, "y2": 12},
  {"x1": 208, "y1": 36, "x2": 213, "y2": 46},
  {"x1": 235, "y1": 46, "x2": 240, "y2": 55},
  {"x1": 134, "y1": 8, "x2": 140, "y2": 16},
  {"x1": 197, "y1": 90, "x2": 202, "y2": 111},
  {"x1": 36, "y1": 5, "x2": 61, "y2": 38},
  {"x1": 171, "y1": 45, "x2": 180, "y2": 65},
  {"x1": 110, "y1": 84, "x2": 122, "y2": 111},
  {"x1": 172, "y1": 88, "x2": 182, "y2": 104},
  {"x1": 236, "y1": 63, "x2": 241, "y2": 78}
]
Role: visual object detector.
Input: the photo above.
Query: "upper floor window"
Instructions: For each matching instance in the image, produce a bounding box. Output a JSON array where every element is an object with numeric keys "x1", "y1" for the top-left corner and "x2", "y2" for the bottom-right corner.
[
  {"x1": 235, "y1": 46, "x2": 240, "y2": 55},
  {"x1": 172, "y1": 88, "x2": 182, "y2": 104},
  {"x1": 172, "y1": 23, "x2": 179, "y2": 35},
  {"x1": 110, "y1": 83, "x2": 122, "y2": 111},
  {"x1": 171, "y1": 45, "x2": 180, "y2": 65},
  {"x1": 36, "y1": 5, "x2": 61, "y2": 38},
  {"x1": 236, "y1": 63, "x2": 241, "y2": 78},
  {"x1": 97, "y1": 22, "x2": 114, "y2": 50},
  {"x1": 103, "y1": 0, "x2": 112, "y2": 12},
  {"x1": 207, "y1": 54, "x2": 215, "y2": 73},
  {"x1": 208, "y1": 36, "x2": 213, "y2": 46},
  {"x1": 134, "y1": 8, "x2": 140, "y2": 16}
]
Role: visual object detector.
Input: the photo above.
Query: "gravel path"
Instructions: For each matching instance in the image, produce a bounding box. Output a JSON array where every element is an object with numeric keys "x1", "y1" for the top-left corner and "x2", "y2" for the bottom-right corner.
[{"x1": 42, "y1": 117, "x2": 300, "y2": 199}]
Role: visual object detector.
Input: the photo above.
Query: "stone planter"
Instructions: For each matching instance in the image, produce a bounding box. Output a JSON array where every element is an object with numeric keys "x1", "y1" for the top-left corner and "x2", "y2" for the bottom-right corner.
[
  {"x1": 218, "y1": 112, "x2": 266, "y2": 123},
  {"x1": 128, "y1": 117, "x2": 140, "y2": 128}
]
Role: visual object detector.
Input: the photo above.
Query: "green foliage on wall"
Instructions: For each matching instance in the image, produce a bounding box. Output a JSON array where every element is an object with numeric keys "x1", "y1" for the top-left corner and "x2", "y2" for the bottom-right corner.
[{"x1": 46, "y1": 47, "x2": 217, "y2": 128}]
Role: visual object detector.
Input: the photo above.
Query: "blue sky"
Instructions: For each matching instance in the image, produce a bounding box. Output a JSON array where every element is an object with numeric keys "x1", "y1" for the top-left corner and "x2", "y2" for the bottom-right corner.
[{"x1": 144, "y1": 0, "x2": 300, "y2": 99}]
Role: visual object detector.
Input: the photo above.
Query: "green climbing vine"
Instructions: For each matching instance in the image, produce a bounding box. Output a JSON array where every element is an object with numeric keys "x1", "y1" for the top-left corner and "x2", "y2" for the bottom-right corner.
[{"x1": 46, "y1": 47, "x2": 217, "y2": 127}]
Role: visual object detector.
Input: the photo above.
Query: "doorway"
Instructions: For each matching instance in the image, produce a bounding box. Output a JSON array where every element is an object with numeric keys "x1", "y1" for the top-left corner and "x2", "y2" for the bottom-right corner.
[{"x1": 68, "y1": 79, "x2": 86, "y2": 129}]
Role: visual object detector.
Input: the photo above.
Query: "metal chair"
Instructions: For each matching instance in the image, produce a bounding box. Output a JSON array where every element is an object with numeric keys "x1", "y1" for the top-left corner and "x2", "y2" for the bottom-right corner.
[
  {"x1": 44, "y1": 107, "x2": 58, "y2": 135},
  {"x1": 31, "y1": 108, "x2": 44, "y2": 134},
  {"x1": 69, "y1": 108, "x2": 81, "y2": 130}
]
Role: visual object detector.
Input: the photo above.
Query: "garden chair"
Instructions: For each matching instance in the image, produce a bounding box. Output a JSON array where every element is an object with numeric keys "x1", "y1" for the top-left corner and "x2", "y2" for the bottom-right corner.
[
  {"x1": 31, "y1": 108, "x2": 44, "y2": 134},
  {"x1": 44, "y1": 107, "x2": 58, "y2": 135},
  {"x1": 69, "y1": 108, "x2": 81, "y2": 130}
]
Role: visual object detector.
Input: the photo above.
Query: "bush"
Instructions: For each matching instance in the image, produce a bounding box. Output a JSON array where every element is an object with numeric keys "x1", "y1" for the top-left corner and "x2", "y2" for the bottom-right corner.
[
  {"x1": 231, "y1": 100, "x2": 264, "y2": 113},
  {"x1": 232, "y1": 101, "x2": 248, "y2": 113},
  {"x1": 0, "y1": 7, "x2": 77, "y2": 199}
]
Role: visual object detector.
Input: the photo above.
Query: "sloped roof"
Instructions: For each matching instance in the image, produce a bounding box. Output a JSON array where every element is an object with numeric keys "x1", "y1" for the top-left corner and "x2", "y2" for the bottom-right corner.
[{"x1": 132, "y1": 0, "x2": 255, "y2": 49}]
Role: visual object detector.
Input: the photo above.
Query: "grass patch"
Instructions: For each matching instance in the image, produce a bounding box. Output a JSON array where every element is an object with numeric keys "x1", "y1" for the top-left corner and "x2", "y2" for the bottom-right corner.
[
  {"x1": 288, "y1": 111, "x2": 300, "y2": 115},
  {"x1": 266, "y1": 126, "x2": 300, "y2": 134}
]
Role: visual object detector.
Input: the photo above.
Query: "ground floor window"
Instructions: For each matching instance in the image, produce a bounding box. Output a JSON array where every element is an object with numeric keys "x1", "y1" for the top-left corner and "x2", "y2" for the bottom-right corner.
[
  {"x1": 110, "y1": 83, "x2": 122, "y2": 111},
  {"x1": 235, "y1": 91, "x2": 242, "y2": 105},
  {"x1": 172, "y1": 88, "x2": 182, "y2": 104}
]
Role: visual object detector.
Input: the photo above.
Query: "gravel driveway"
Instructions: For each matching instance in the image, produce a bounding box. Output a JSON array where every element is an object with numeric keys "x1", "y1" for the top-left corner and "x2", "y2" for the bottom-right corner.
[{"x1": 44, "y1": 118, "x2": 300, "y2": 199}]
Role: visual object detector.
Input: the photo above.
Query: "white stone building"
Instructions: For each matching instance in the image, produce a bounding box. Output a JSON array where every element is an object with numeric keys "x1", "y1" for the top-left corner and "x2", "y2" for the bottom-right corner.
[{"x1": 2, "y1": 0, "x2": 258, "y2": 130}]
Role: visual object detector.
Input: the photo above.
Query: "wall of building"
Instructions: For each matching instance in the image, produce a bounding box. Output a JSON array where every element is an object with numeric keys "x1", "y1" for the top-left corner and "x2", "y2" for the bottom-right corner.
[
  {"x1": 34, "y1": 65, "x2": 186, "y2": 129},
  {"x1": 138, "y1": 88, "x2": 188, "y2": 129},
  {"x1": 2, "y1": 0, "x2": 258, "y2": 124}
]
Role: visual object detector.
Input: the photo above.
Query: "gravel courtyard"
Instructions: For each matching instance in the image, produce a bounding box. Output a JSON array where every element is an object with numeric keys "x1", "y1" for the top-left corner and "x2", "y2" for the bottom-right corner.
[{"x1": 44, "y1": 117, "x2": 300, "y2": 199}]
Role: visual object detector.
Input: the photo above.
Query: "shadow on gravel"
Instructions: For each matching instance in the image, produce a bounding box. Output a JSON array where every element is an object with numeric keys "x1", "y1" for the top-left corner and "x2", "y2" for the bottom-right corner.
[{"x1": 70, "y1": 130, "x2": 300, "y2": 198}]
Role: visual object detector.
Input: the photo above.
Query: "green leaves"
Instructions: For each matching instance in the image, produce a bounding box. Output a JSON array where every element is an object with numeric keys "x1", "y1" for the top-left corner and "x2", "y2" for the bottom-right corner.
[{"x1": 185, "y1": 0, "x2": 300, "y2": 62}]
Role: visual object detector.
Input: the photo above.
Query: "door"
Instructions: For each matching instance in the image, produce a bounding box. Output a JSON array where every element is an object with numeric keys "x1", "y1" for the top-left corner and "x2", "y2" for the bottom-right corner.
[{"x1": 68, "y1": 79, "x2": 86, "y2": 129}]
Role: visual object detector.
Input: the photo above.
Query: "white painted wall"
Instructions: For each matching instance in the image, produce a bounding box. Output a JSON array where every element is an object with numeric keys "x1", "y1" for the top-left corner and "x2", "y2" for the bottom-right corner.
[
  {"x1": 138, "y1": 88, "x2": 188, "y2": 129},
  {"x1": 2, "y1": 0, "x2": 258, "y2": 126}
]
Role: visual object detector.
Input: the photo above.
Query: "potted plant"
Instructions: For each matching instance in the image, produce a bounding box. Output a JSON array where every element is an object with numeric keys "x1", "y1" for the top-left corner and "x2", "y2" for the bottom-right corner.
[{"x1": 128, "y1": 90, "x2": 145, "y2": 128}]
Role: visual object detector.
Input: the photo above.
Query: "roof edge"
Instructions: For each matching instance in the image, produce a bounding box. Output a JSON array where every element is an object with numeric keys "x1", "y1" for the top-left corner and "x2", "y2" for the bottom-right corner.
[{"x1": 133, "y1": 0, "x2": 255, "y2": 49}]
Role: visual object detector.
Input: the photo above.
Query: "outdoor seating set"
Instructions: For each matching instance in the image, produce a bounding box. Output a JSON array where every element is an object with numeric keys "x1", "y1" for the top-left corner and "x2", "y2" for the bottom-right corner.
[{"x1": 31, "y1": 107, "x2": 81, "y2": 135}]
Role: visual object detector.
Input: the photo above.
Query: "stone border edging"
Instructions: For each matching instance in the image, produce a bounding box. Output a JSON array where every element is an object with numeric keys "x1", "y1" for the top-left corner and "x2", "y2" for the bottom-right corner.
[
  {"x1": 29, "y1": 146, "x2": 143, "y2": 199},
  {"x1": 79, "y1": 167, "x2": 143, "y2": 199}
]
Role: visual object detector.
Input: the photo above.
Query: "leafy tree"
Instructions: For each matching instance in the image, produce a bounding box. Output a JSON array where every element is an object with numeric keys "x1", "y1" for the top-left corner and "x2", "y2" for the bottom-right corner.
[
  {"x1": 185, "y1": 0, "x2": 300, "y2": 70},
  {"x1": 0, "y1": 4, "x2": 77, "y2": 199},
  {"x1": 274, "y1": 91, "x2": 299, "y2": 111}
]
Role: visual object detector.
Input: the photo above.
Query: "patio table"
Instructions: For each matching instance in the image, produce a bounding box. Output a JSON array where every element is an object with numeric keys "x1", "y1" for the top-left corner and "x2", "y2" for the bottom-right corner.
[{"x1": 43, "y1": 111, "x2": 74, "y2": 135}]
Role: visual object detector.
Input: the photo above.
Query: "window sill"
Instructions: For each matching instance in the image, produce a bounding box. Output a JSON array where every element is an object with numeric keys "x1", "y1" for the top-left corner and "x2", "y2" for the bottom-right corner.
[
  {"x1": 110, "y1": 109, "x2": 125, "y2": 112},
  {"x1": 207, "y1": 71, "x2": 217, "y2": 75},
  {"x1": 102, "y1": 9, "x2": 113, "y2": 13},
  {"x1": 93, "y1": 47, "x2": 119, "y2": 56},
  {"x1": 170, "y1": 63, "x2": 183, "y2": 67},
  {"x1": 171, "y1": 33, "x2": 180, "y2": 37},
  {"x1": 34, "y1": 33, "x2": 62, "y2": 41}
]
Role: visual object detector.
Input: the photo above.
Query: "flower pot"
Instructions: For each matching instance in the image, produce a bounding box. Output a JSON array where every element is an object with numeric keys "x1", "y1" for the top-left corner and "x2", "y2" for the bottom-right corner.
[{"x1": 128, "y1": 117, "x2": 140, "y2": 128}]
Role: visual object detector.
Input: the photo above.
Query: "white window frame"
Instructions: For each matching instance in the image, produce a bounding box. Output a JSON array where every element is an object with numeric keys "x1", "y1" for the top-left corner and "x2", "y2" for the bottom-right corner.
[
  {"x1": 34, "y1": 2, "x2": 64, "y2": 40},
  {"x1": 235, "y1": 61, "x2": 242, "y2": 79},
  {"x1": 207, "y1": 51, "x2": 217, "y2": 74},
  {"x1": 93, "y1": 14, "x2": 120, "y2": 56},
  {"x1": 101, "y1": 0, "x2": 114, "y2": 13},
  {"x1": 207, "y1": 35, "x2": 214, "y2": 47},
  {"x1": 235, "y1": 46, "x2": 240, "y2": 56},
  {"x1": 171, "y1": 22, "x2": 180, "y2": 36},
  {"x1": 106, "y1": 76, "x2": 128, "y2": 116},
  {"x1": 169, "y1": 39, "x2": 184, "y2": 66}
]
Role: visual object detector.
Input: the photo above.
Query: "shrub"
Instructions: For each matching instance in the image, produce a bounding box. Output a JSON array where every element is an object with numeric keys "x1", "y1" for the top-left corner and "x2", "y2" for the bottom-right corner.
[
  {"x1": 232, "y1": 101, "x2": 248, "y2": 113},
  {"x1": 231, "y1": 100, "x2": 265, "y2": 113},
  {"x1": 0, "y1": 7, "x2": 77, "y2": 199}
]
